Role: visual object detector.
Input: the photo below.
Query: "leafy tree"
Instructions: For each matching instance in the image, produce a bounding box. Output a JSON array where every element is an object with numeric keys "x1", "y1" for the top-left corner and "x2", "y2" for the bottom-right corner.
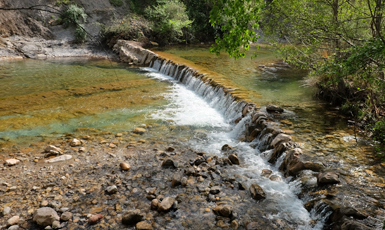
[{"x1": 145, "y1": 0, "x2": 193, "y2": 45}]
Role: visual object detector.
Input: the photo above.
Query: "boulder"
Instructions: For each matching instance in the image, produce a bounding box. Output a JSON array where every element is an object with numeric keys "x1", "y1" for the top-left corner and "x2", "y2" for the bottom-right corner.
[
  {"x1": 279, "y1": 148, "x2": 306, "y2": 176},
  {"x1": 158, "y1": 197, "x2": 175, "y2": 212},
  {"x1": 261, "y1": 169, "x2": 272, "y2": 177},
  {"x1": 317, "y1": 172, "x2": 340, "y2": 185},
  {"x1": 122, "y1": 209, "x2": 145, "y2": 225},
  {"x1": 266, "y1": 104, "x2": 284, "y2": 113},
  {"x1": 249, "y1": 184, "x2": 266, "y2": 200},
  {"x1": 33, "y1": 207, "x2": 60, "y2": 227},
  {"x1": 271, "y1": 134, "x2": 291, "y2": 148}
]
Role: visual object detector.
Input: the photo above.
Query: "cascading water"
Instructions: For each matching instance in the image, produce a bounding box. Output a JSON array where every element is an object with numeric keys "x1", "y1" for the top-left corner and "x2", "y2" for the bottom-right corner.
[{"x1": 142, "y1": 59, "x2": 331, "y2": 229}]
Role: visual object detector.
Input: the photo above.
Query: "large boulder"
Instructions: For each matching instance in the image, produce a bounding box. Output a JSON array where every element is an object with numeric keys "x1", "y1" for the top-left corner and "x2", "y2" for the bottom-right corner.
[{"x1": 33, "y1": 207, "x2": 60, "y2": 227}]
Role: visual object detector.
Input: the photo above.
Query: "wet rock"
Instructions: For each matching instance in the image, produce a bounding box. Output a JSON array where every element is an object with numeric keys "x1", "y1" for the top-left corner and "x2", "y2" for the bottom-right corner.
[
  {"x1": 122, "y1": 209, "x2": 145, "y2": 225},
  {"x1": 317, "y1": 172, "x2": 340, "y2": 185},
  {"x1": 70, "y1": 138, "x2": 81, "y2": 147},
  {"x1": 60, "y1": 212, "x2": 72, "y2": 221},
  {"x1": 133, "y1": 127, "x2": 146, "y2": 135},
  {"x1": 210, "y1": 186, "x2": 221, "y2": 194},
  {"x1": 221, "y1": 144, "x2": 233, "y2": 151},
  {"x1": 228, "y1": 154, "x2": 240, "y2": 165},
  {"x1": 271, "y1": 134, "x2": 291, "y2": 148},
  {"x1": 269, "y1": 175, "x2": 281, "y2": 181},
  {"x1": 158, "y1": 197, "x2": 175, "y2": 212},
  {"x1": 266, "y1": 104, "x2": 284, "y2": 113},
  {"x1": 192, "y1": 156, "x2": 206, "y2": 166},
  {"x1": 44, "y1": 145, "x2": 62, "y2": 156},
  {"x1": 161, "y1": 158, "x2": 177, "y2": 168},
  {"x1": 120, "y1": 162, "x2": 131, "y2": 171},
  {"x1": 45, "y1": 154, "x2": 72, "y2": 163},
  {"x1": 136, "y1": 221, "x2": 153, "y2": 230},
  {"x1": 234, "y1": 117, "x2": 242, "y2": 124},
  {"x1": 172, "y1": 172, "x2": 182, "y2": 187},
  {"x1": 88, "y1": 214, "x2": 103, "y2": 225},
  {"x1": 279, "y1": 148, "x2": 305, "y2": 176},
  {"x1": 5, "y1": 159, "x2": 20, "y2": 166},
  {"x1": 33, "y1": 207, "x2": 60, "y2": 227},
  {"x1": 261, "y1": 169, "x2": 272, "y2": 177},
  {"x1": 340, "y1": 207, "x2": 368, "y2": 219},
  {"x1": 303, "y1": 161, "x2": 324, "y2": 172},
  {"x1": 7, "y1": 216, "x2": 19, "y2": 226},
  {"x1": 242, "y1": 103, "x2": 255, "y2": 116},
  {"x1": 213, "y1": 205, "x2": 232, "y2": 217},
  {"x1": 106, "y1": 185, "x2": 118, "y2": 194},
  {"x1": 249, "y1": 184, "x2": 266, "y2": 200},
  {"x1": 341, "y1": 219, "x2": 372, "y2": 230}
]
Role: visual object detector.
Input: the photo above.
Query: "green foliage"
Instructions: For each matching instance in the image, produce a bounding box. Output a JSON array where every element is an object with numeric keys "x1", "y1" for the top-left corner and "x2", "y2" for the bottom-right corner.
[
  {"x1": 60, "y1": 4, "x2": 88, "y2": 43},
  {"x1": 55, "y1": 0, "x2": 71, "y2": 6},
  {"x1": 182, "y1": 0, "x2": 215, "y2": 42},
  {"x1": 60, "y1": 4, "x2": 87, "y2": 28},
  {"x1": 102, "y1": 14, "x2": 152, "y2": 43},
  {"x1": 145, "y1": 0, "x2": 192, "y2": 45},
  {"x1": 110, "y1": 0, "x2": 123, "y2": 7},
  {"x1": 209, "y1": 0, "x2": 265, "y2": 59}
]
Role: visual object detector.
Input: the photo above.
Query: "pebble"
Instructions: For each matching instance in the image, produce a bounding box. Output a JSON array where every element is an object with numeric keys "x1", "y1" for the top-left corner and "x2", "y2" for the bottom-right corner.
[
  {"x1": 5, "y1": 159, "x2": 20, "y2": 166},
  {"x1": 70, "y1": 138, "x2": 81, "y2": 147},
  {"x1": 60, "y1": 212, "x2": 73, "y2": 221},
  {"x1": 133, "y1": 127, "x2": 146, "y2": 135},
  {"x1": 136, "y1": 221, "x2": 153, "y2": 230},
  {"x1": 106, "y1": 185, "x2": 118, "y2": 194},
  {"x1": 8, "y1": 226, "x2": 19, "y2": 230},
  {"x1": 3, "y1": 206, "x2": 11, "y2": 215},
  {"x1": 158, "y1": 197, "x2": 175, "y2": 212},
  {"x1": 45, "y1": 155, "x2": 72, "y2": 163},
  {"x1": 7, "y1": 216, "x2": 19, "y2": 226},
  {"x1": 120, "y1": 162, "x2": 131, "y2": 171},
  {"x1": 88, "y1": 214, "x2": 104, "y2": 225}
]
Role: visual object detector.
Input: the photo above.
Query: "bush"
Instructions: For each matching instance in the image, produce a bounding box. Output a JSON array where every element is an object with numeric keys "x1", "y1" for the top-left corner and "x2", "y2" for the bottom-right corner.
[
  {"x1": 110, "y1": 0, "x2": 123, "y2": 7},
  {"x1": 60, "y1": 4, "x2": 88, "y2": 43},
  {"x1": 145, "y1": 0, "x2": 192, "y2": 45}
]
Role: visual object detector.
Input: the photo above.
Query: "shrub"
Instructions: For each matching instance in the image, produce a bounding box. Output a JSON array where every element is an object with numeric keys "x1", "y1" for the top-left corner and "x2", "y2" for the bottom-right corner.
[
  {"x1": 145, "y1": 0, "x2": 192, "y2": 45},
  {"x1": 110, "y1": 0, "x2": 123, "y2": 7},
  {"x1": 60, "y1": 4, "x2": 88, "y2": 43}
]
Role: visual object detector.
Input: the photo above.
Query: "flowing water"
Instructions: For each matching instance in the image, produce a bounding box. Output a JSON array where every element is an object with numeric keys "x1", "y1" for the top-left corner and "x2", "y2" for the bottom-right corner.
[{"x1": 1, "y1": 45, "x2": 384, "y2": 229}]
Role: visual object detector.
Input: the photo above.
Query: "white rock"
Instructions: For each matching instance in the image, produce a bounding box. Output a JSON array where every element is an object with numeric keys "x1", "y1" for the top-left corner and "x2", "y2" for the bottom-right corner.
[
  {"x1": 44, "y1": 145, "x2": 62, "y2": 156},
  {"x1": 2, "y1": 206, "x2": 11, "y2": 215},
  {"x1": 5, "y1": 159, "x2": 20, "y2": 166},
  {"x1": 45, "y1": 155, "x2": 72, "y2": 163},
  {"x1": 70, "y1": 138, "x2": 81, "y2": 147},
  {"x1": 8, "y1": 225, "x2": 19, "y2": 230},
  {"x1": 33, "y1": 207, "x2": 60, "y2": 227},
  {"x1": 7, "y1": 216, "x2": 19, "y2": 225},
  {"x1": 106, "y1": 185, "x2": 118, "y2": 194}
]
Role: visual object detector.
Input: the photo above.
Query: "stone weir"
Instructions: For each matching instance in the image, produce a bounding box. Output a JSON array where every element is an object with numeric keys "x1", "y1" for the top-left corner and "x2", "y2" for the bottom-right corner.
[{"x1": 113, "y1": 40, "x2": 377, "y2": 229}]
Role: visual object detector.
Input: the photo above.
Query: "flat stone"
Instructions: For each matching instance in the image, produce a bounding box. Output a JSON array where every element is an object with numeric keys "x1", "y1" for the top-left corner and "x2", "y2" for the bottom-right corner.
[
  {"x1": 5, "y1": 159, "x2": 20, "y2": 166},
  {"x1": 136, "y1": 221, "x2": 153, "y2": 230},
  {"x1": 33, "y1": 207, "x2": 60, "y2": 227},
  {"x1": 266, "y1": 104, "x2": 284, "y2": 113},
  {"x1": 44, "y1": 145, "x2": 62, "y2": 156},
  {"x1": 45, "y1": 155, "x2": 72, "y2": 163}
]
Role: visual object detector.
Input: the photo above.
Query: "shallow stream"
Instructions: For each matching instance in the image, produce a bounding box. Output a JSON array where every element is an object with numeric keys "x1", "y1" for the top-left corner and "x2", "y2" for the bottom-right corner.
[{"x1": 0, "y1": 45, "x2": 384, "y2": 229}]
